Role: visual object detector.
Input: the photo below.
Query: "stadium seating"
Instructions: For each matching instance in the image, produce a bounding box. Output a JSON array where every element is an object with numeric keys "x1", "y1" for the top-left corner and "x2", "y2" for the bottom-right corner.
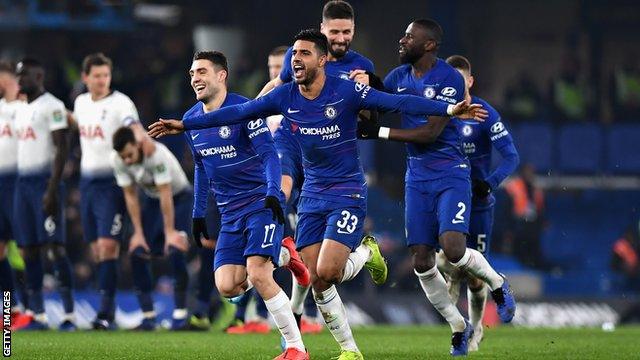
[
  {"x1": 557, "y1": 123, "x2": 603, "y2": 173},
  {"x1": 606, "y1": 124, "x2": 640, "y2": 174}
]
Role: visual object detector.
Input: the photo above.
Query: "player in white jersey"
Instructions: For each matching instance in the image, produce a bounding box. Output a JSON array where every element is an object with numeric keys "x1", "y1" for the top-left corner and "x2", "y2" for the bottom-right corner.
[
  {"x1": 72, "y1": 53, "x2": 153, "y2": 330},
  {"x1": 111, "y1": 127, "x2": 193, "y2": 330},
  {"x1": 14, "y1": 58, "x2": 76, "y2": 331},
  {"x1": 0, "y1": 61, "x2": 31, "y2": 328}
]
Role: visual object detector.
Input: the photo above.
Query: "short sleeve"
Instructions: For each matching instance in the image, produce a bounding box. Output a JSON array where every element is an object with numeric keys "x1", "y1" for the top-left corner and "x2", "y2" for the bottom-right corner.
[
  {"x1": 149, "y1": 148, "x2": 172, "y2": 186},
  {"x1": 111, "y1": 152, "x2": 133, "y2": 187},
  {"x1": 47, "y1": 100, "x2": 68, "y2": 132}
]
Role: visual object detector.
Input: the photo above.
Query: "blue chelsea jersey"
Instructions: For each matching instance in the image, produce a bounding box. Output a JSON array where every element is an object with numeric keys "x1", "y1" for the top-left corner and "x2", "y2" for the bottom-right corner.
[
  {"x1": 456, "y1": 96, "x2": 519, "y2": 201},
  {"x1": 183, "y1": 76, "x2": 452, "y2": 205},
  {"x1": 184, "y1": 93, "x2": 281, "y2": 221},
  {"x1": 383, "y1": 59, "x2": 469, "y2": 181}
]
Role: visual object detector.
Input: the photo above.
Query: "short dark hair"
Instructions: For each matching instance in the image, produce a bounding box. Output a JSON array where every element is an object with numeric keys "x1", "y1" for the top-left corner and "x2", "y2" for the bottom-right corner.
[
  {"x1": 193, "y1": 51, "x2": 228, "y2": 73},
  {"x1": 322, "y1": 0, "x2": 354, "y2": 21},
  {"x1": 112, "y1": 126, "x2": 136, "y2": 152},
  {"x1": 446, "y1": 55, "x2": 471, "y2": 73},
  {"x1": 82, "y1": 52, "x2": 112, "y2": 75},
  {"x1": 0, "y1": 61, "x2": 15, "y2": 74},
  {"x1": 269, "y1": 46, "x2": 288, "y2": 57},
  {"x1": 412, "y1": 19, "x2": 443, "y2": 47},
  {"x1": 293, "y1": 29, "x2": 328, "y2": 56}
]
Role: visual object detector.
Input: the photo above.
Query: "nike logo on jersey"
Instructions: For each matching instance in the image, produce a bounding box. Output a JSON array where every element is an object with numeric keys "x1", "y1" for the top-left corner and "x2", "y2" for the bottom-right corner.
[
  {"x1": 191, "y1": 133, "x2": 200, "y2": 140},
  {"x1": 452, "y1": 219, "x2": 465, "y2": 224},
  {"x1": 261, "y1": 242, "x2": 274, "y2": 249},
  {"x1": 287, "y1": 108, "x2": 300, "y2": 114},
  {"x1": 397, "y1": 87, "x2": 407, "y2": 92}
]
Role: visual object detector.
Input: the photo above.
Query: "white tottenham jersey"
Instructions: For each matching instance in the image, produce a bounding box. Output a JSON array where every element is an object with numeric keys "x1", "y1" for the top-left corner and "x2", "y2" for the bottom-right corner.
[
  {"x1": 15, "y1": 92, "x2": 68, "y2": 176},
  {"x1": 0, "y1": 98, "x2": 25, "y2": 176},
  {"x1": 74, "y1": 91, "x2": 139, "y2": 178},
  {"x1": 111, "y1": 141, "x2": 190, "y2": 199}
]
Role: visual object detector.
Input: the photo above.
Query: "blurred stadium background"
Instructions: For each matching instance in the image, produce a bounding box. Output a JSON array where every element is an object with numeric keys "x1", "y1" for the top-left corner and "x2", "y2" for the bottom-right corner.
[{"x1": 2, "y1": 0, "x2": 640, "y2": 334}]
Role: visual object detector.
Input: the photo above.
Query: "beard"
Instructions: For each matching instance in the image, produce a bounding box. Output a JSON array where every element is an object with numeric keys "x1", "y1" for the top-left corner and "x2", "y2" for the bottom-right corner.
[
  {"x1": 399, "y1": 47, "x2": 423, "y2": 65},
  {"x1": 297, "y1": 66, "x2": 319, "y2": 86},
  {"x1": 328, "y1": 41, "x2": 350, "y2": 59}
]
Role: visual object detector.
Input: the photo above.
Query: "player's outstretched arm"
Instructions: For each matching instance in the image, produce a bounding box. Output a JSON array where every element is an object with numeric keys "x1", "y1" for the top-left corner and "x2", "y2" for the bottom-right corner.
[
  {"x1": 358, "y1": 115, "x2": 450, "y2": 144},
  {"x1": 149, "y1": 97, "x2": 280, "y2": 138}
]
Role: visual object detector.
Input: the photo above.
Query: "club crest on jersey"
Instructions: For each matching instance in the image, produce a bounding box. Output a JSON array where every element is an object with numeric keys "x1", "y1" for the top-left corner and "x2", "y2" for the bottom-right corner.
[
  {"x1": 462, "y1": 125, "x2": 473, "y2": 136},
  {"x1": 424, "y1": 86, "x2": 436, "y2": 99},
  {"x1": 441, "y1": 87, "x2": 457, "y2": 97},
  {"x1": 324, "y1": 106, "x2": 337, "y2": 119},
  {"x1": 219, "y1": 126, "x2": 231, "y2": 139},
  {"x1": 339, "y1": 72, "x2": 350, "y2": 80}
]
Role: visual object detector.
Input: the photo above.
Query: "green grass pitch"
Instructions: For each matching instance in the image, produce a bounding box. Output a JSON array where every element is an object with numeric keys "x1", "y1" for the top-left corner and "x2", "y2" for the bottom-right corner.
[{"x1": 11, "y1": 325, "x2": 640, "y2": 359}]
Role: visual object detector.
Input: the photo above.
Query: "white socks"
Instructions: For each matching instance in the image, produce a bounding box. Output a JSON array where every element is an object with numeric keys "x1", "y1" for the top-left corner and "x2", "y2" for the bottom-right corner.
[
  {"x1": 451, "y1": 248, "x2": 503, "y2": 291},
  {"x1": 313, "y1": 285, "x2": 359, "y2": 352},
  {"x1": 415, "y1": 266, "x2": 466, "y2": 333},
  {"x1": 341, "y1": 242, "x2": 371, "y2": 282},
  {"x1": 468, "y1": 286, "x2": 488, "y2": 329},
  {"x1": 264, "y1": 290, "x2": 305, "y2": 352},
  {"x1": 290, "y1": 274, "x2": 310, "y2": 315}
]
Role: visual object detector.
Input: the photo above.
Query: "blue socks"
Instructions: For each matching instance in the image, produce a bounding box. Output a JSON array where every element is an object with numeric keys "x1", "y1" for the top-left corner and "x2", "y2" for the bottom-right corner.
[
  {"x1": 130, "y1": 248, "x2": 154, "y2": 314},
  {"x1": 97, "y1": 259, "x2": 117, "y2": 319},
  {"x1": 53, "y1": 255, "x2": 75, "y2": 314},
  {"x1": 168, "y1": 246, "x2": 188, "y2": 311},
  {"x1": 24, "y1": 256, "x2": 44, "y2": 314}
]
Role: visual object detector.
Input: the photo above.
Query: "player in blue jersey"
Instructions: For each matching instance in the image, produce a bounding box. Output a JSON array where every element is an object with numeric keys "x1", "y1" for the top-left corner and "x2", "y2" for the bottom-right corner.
[
  {"x1": 182, "y1": 51, "x2": 310, "y2": 360},
  {"x1": 439, "y1": 55, "x2": 520, "y2": 351},
  {"x1": 260, "y1": 3, "x2": 382, "y2": 335},
  {"x1": 258, "y1": 1, "x2": 374, "y2": 97},
  {"x1": 14, "y1": 58, "x2": 76, "y2": 331},
  {"x1": 148, "y1": 30, "x2": 485, "y2": 360},
  {"x1": 356, "y1": 19, "x2": 516, "y2": 356}
]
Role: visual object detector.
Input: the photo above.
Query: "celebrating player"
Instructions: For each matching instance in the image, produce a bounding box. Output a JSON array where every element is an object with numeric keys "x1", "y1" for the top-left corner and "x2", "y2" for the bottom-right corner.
[
  {"x1": 356, "y1": 19, "x2": 516, "y2": 355},
  {"x1": 438, "y1": 54, "x2": 520, "y2": 351},
  {"x1": 111, "y1": 127, "x2": 192, "y2": 330},
  {"x1": 72, "y1": 52, "x2": 153, "y2": 330},
  {"x1": 14, "y1": 58, "x2": 76, "y2": 330},
  {"x1": 148, "y1": 29, "x2": 484, "y2": 360},
  {"x1": 180, "y1": 50, "x2": 310, "y2": 359},
  {"x1": 258, "y1": 0, "x2": 373, "y2": 96}
]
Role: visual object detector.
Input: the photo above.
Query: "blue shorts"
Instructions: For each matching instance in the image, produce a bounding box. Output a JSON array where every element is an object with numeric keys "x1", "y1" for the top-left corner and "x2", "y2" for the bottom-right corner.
[
  {"x1": 214, "y1": 208, "x2": 284, "y2": 271},
  {"x1": 0, "y1": 175, "x2": 16, "y2": 241},
  {"x1": 468, "y1": 205, "x2": 494, "y2": 256},
  {"x1": 405, "y1": 176, "x2": 471, "y2": 248},
  {"x1": 140, "y1": 189, "x2": 193, "y2": 256},
  {"x1": 80, "y1": 178, "x2": 125, "y2": 243},
  {"x1": 13, "y1": 176, "x2": 65, "y2": 247},
  {"x1": 295, "y1": 196, "x2": 366, "y2": 251}
]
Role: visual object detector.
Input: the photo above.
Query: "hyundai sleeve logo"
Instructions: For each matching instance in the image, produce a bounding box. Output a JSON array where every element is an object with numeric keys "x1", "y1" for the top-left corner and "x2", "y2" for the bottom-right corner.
[
  {"x1": 441, "y1": 87, "x2": 457, "y2": 97},
  {"x1": 247, "y1": 119, "x2": 264, "y2": 130}
]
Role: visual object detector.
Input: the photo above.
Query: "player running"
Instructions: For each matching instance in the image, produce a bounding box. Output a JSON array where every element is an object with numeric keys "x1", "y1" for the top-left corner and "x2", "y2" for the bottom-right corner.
[
  {"x1": 182, "y1": 50, "x2": 310, "y2": 359},
  {"x1": 13, "y1": 58, "x2": 76, "y2": 331},
  {"x1": 148, "y1": 30, "x2": 484, "y2": 360},
  {"x1": 261, "y1": 2, "x2": 381, "y2": 334},
  {"x1": 356, "y1": 19, "x2": 517, "y2": 356},
  {"x1": 438, "y1": 54, "x2": 520, "y2": 351},
  {"x1": 72, "y1": 52, "x2": 154, "y2": 330},
  {"x1": 110, "y1": 127, "x2": 192, "y2": 331}
]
